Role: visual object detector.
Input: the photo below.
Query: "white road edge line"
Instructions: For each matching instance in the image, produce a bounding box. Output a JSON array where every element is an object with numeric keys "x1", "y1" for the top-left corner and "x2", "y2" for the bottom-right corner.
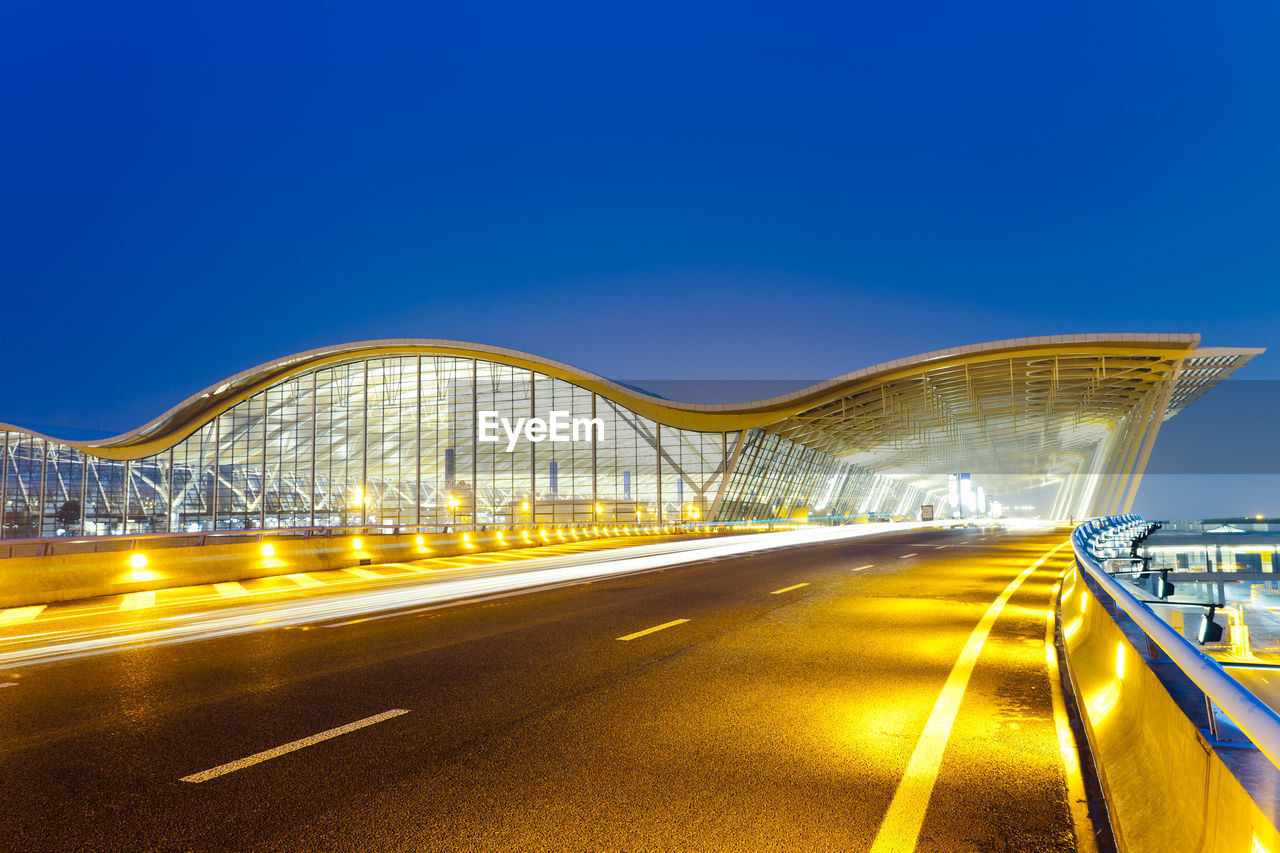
[
  {"x1": 180, "y1": 709, "x2": 410, "y2": 783},
  {"x1": 868, "y1": 541, "x2": 1069, "y2": 853},
  {"x1": 617, "y1": 618, "x2": 689, "y2": 642},
  {"x1": 770, "y1": 583, "x2": 810, "y2": 595}
]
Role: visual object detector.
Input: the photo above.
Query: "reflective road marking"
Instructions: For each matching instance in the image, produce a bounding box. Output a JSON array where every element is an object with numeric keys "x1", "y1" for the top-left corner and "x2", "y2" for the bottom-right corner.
[
  {"x1": 119, "y1": 592, "x2": 156, "y2": 610},
  {"x1": 285, "y1": 574, "x2": 323, "y2": 587},
  {"x1": 213, "y1": 583, "x2": 247, "y2": 597},
  {"x1": 770, "y1": 583, "x2": 810, "y2": 595},
  {"x1": 900, "y1": 553, "x2": 918, "y2": 558},
  {"x1": 868, "y1": 542, "x2": 1068, "y2": 853},
  {"x1": 616, "y1": 619, "x2": 690, "y2": 642},
  {"x1": 180, "y1": 709, "x2": 410, "y2": 783},
  {"x1": 0, "y1": 606, "x2": 46, "y2": 625},
  {"x1": 852, "y1": 564, "x2": 875, "y2": 571},
  {"x1": 343, "y1": 568, "x2": 383, "y2": 580}
]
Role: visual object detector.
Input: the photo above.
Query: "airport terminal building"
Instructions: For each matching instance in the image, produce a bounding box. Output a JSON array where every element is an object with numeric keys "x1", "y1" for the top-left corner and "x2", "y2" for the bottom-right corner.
[{"x1": 0, "y1": 335, "x2": 1259, "y2": 540}]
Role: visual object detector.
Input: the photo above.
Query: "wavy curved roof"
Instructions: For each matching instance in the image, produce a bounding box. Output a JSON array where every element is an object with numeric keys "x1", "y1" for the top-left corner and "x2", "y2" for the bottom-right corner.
[{"x1": 0, "y1": 334, "x2": 1262, "y2": 506}]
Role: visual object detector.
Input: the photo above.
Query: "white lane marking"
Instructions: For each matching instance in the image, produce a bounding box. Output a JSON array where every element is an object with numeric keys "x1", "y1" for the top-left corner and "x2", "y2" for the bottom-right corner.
[
  {"x1": 900, "y1": 553, "x2": 918, "y2": 558},
  {"x1": 852, "y1": 564, "x2": 875, "y2": 571},
  {"x1": 617, "y1": 618, "x2": 690, "y2": 642},
  {"x1": 343, "y1": 568, "x2": 383, "y2": 580},
  {"x1": 180, "y1": 709, "x2": 410, "y2": 783},
  {"x1": 0, "y1": 606, "x2": 47, "y2": 625},
  {"x1": 0, "y1": 682, "x2": 16, "y2": 688},
  {"x1": 868, "y1": 541, "x2": 1069, "y2": 853},
  {"x1": 119, "y1": 592, "x2": 156, "y2": 610},
  {"x1": 934, "y1": 545, "x2": 949, "y2": 550},
  {"x1": 285, "y1": 574, "x2": 323, "y2": 588},
  {"x1": 213, "y1": 582, "x2": 247, "y2": 597},
  {"x1": 771, "y1": 583, "x2": 810, "y2": 595},
  {"x1": 1046, "y1": 572, "x2": 1098, "y2": 853}
]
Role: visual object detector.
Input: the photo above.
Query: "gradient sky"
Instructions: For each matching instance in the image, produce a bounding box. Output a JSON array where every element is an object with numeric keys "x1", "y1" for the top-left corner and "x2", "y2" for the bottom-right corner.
[{"x1": 2, "y1": 1, "x2": 1278, "y2": 516}]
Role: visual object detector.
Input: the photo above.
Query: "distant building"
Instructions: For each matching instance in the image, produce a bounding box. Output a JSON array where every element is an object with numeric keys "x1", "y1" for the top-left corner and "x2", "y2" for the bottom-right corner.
[{"x1": 0, "y1": 335, "x2": 1258, "y2": 539}]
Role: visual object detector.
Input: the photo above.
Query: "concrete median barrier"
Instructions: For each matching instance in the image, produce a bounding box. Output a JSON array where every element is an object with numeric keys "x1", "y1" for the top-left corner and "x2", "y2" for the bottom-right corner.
[
  {"x1": 0, "y1": 527, "x2": 725, "y2": 609},
  {"x1": 1059, "y1": 561, "x2": 1280, "y2": 852}
]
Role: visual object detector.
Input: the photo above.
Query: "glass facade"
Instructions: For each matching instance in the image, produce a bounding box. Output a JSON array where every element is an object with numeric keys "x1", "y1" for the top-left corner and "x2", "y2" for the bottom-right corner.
[{"x1": 0, "y1": 353, "x2": 929, "y2": 540}]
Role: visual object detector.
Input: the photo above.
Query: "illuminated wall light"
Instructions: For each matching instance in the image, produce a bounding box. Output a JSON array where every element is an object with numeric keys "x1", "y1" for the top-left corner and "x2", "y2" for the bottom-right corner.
[
  {"x1": 128, "y1": 552, "x2": 149, "y2": 570},
  {"x1": 496, "y1": 531, "x2": 506, "y2": 542},
  {"x1": 415, "y1": 534, "x2": 425, "y2": 547},
  {"x1": 352, "y1": 537, "x2": 363, "y2": 551},
  {"x1": 462, "y1": 532, "x2": 473, "y2": 546},
  {"x1": 260, "y1": 542, "x2": 275, "y2": 558}
]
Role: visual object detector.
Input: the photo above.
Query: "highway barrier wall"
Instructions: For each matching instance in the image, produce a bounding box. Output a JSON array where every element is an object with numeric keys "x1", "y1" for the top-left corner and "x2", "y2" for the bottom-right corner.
[
  {"x1": 0, "y1": 525, "x2": 729, "y2": 609},
  {"x1": 1060, "y1": 543, "x2": 1280, "y2": 852}
]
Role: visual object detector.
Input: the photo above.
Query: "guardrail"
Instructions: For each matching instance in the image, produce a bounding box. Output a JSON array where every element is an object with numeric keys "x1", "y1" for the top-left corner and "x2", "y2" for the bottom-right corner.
[{"x1": 1072, "y1": 514, "x2": 1280, "y2": 768}]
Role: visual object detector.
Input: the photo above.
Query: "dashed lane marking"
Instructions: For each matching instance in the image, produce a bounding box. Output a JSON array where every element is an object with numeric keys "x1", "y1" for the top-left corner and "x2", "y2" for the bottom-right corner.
[
  {"x1": 770, "y1": 583, "x2": 810, "y2": 595},
  {"x1": 617, "y1": 619, "x2": 690, "y2": 642},
  {"x1": 180, "y1": 709, "x2": 410, "y2": 783},
  {"x1": 285, "y1": 574, "x2": 323, "y2": 588},
  {"x1": 901, "y1": 553, "x2": 918, "y2": 558},
  {"x1": 852, "y1": 564, "x2": 875, "y2": 571},
  {"x1": 213, "y1": 582, "x2": 248, "y2": 597}
]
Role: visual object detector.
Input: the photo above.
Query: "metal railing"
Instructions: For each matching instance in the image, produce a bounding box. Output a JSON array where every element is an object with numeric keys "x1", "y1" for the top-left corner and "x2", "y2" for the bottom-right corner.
[{"x1": 1073, "y1": 514, "x2": 1280, "y2": 769}]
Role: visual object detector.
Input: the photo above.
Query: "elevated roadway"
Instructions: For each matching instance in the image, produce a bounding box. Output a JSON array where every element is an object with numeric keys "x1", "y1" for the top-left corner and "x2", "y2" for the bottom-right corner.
[{"x1": 0, "y1": 525, "x2": 1092, "y2": 852}]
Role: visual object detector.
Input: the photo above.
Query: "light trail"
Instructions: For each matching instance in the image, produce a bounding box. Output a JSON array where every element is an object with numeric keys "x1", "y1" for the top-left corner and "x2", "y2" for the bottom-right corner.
[{"x1": 0, "y1": 522, "x2": 952, "y2": 670}]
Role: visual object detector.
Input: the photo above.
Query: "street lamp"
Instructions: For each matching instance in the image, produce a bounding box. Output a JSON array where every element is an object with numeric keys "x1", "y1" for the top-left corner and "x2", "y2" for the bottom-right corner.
[{"x1": 447, "y1": 493, "x2": 461, "y2": 528}]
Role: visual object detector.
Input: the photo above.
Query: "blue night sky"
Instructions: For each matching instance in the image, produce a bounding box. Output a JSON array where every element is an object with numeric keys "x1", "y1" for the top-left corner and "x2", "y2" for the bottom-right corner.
[{"x1": 2, "y1": 1, "x2": 1278, "y2": 516}]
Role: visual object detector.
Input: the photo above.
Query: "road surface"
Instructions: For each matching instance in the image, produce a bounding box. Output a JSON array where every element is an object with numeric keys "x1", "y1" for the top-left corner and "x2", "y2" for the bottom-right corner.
[{"x1": 0, "y1": 525, "x2": 1087, "y2": 852}]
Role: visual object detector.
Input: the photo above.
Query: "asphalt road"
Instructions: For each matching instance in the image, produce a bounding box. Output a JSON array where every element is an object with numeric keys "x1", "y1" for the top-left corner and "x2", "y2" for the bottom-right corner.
[{"x1": 0, "y1": 525, "x2": 1084, "y2": 852}]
